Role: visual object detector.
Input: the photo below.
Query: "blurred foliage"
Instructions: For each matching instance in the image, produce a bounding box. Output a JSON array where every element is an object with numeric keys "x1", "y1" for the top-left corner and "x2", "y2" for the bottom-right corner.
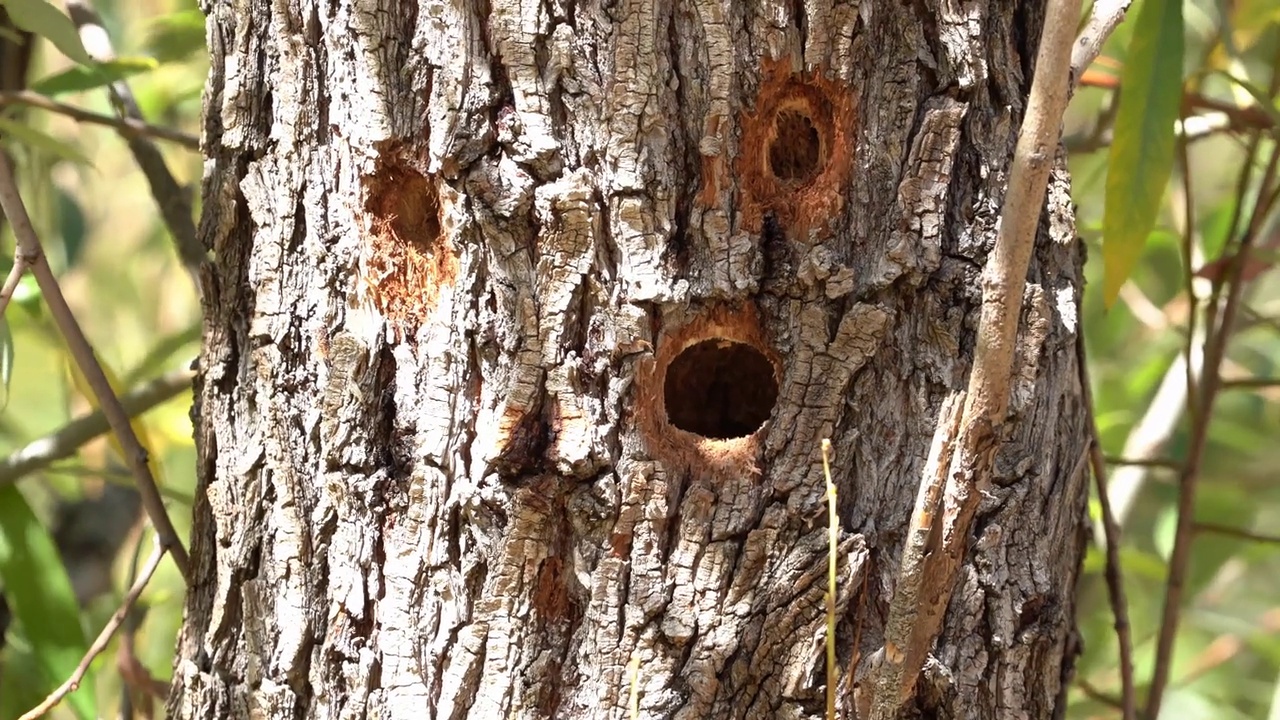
[
  {"x1": 0, "y1": 0, "x2": 202, "y2": 718},
  {"x1": 0, "y1": 0, "x2": 1275, "y2": 718},
  {"x1": 1069, "y1": 0, "x2": 1280, "y2": 715}
]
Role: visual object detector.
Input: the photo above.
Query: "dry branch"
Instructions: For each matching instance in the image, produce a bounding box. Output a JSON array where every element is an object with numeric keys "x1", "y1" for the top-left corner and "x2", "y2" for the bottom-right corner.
[
  {"x1": 1078, "y1": 337, "x2": 1136, "y2": 720},
  {"x1": 65, "y1": 0, "x2": 205, "y2": 297},
  {"x1": 0, "y1": 151, "x2": 189, "y2": 581},
  {"x1": 0, "y1": 90, "x2": 200, "y2": 149},
  {"x1": 869, "y1": 0, "x2": 1085, "y2": 712},
  {"x1": 18, "y1": 536, "x2": 166, "y2": 720},
  {"x1": 0, "y1": 368, "x2": 194, "y2": 486}
]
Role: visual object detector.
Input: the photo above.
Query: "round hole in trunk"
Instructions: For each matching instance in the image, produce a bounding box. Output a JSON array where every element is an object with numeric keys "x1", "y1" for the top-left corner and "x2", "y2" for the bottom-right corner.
[{"x1": 663, "y1": 339, "x2": 779, "y2": 439}]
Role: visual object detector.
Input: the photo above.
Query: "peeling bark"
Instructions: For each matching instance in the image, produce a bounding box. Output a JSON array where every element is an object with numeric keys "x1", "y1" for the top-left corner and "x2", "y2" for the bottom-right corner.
[{"x1": 170, "y1": 0, "x2": 1089, "y2": 718}]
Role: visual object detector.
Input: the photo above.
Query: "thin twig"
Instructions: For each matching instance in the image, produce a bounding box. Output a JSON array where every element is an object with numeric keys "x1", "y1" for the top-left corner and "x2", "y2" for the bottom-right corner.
[
  {"x1": 65, "y1": 0, "x2": 204, "y2": 298},
  {"x1": 870, "y1": 0, "x2": 1084, "y2": 712},
  {"x1": 0, "y1": 368, "x2": 194, "y2": 486},
  {"x1": 1220, "y1": 377, "x2": 1280, "y2": 389},
  {"x1": 1070, "y1": 0, "x2": 1133, "y2": 91},
  {"x1": 0, "y1": 151, "x2": 189, "y2": 581},
  {"x1": 1103, "y1": 455, "x2": 1183, "y2": 470},
  {"x1": 1078, "y1": 71, "x2": 1279, "y2": 132},
  {"x1": 1177, "y1": 103, "x2": 1201, "y2": 432},
  {"x1": 0, "y1": 90, "x2": 199, "y2": 149},
  {"x1": 1076, "y1": 677, "x2": 1125, "y2": 710},
  {"x1": 821, "y1": 438, "x2": 838, "y2": 720},
  {"x1": 1146, "y1": 105, "x2": 1280, "y2": 720},
  {"x1": 116, "y1": 528, "x2": 169, "y2": 714},
  {"x1": 0, "y1": 252, "x2": 27, "y2": 316},
  {"x1": 1077, "y1": 335, "x2": 1137, "y2": 720},
  {"x1": 1194, "y1": 522, "x2": 1280, "y2": 546},
  {"x1": 18, "y1": 536, "x2": 166, "y2": 720},
  {"x1": 868, "y1": 393, "x2": 963, "y2": 718}
]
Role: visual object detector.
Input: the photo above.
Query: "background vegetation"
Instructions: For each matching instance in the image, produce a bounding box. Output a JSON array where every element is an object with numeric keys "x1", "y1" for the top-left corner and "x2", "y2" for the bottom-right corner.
[{"x1": 0, "y1": 0, "x2": 1275, "y2": 718}]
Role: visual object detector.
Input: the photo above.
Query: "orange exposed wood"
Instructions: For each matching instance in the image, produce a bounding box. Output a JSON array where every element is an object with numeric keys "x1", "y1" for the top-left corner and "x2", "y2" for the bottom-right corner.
[
  {"x1": 734, "y1": 59, "x2": 858, "y2": 236},
  {"x1": 362, "y1": 163, "x2": 458, "y2": 333}
]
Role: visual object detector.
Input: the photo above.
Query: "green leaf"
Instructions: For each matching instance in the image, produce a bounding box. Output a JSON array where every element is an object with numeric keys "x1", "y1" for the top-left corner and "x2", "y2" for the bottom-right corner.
[
  {"x1": 0, "y1": 316, "x2": 12, "y2": 411},
  {"x1": 0, "y1": 484, "x2": 97, "y2": 720},
  {"x1": 0, "y1": 0, "x2": 93, "y2": 65},
  {"x1": 0, "y1": 636, "x2": 58, "y2": 720},
  {"x1": 0, "y1": 118, "x2": 92, "y2": 166},
  {"x1": 146, "y1": 9, "x2": 206, "y2": 63},
  {"x1": 1101, "y1": 0, "x2": 1185, "y2": 307},
  {"x1": 30, "y1": 57, "x2": 159, "y2": 96}
]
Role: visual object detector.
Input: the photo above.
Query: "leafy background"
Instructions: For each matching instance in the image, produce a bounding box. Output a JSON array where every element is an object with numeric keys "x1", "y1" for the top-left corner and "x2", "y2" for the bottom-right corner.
[{"x1": 0, "y1": 0, "x2": 1276, "y2": 718}]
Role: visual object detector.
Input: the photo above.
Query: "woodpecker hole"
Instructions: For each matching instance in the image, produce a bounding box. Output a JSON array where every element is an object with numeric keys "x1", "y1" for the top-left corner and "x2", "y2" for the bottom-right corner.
[
  {"x1": 364, "y1": 162, "x2": 457, "y2": 331},
  {"x1": 663, "y1": 339, "x2": 779, "y2": 439},
  {"x1": 769, "y1": 108, "x2": 822, "y2": 183},
  {"x1": 734, "y1": 61, "x2": 856, "y2": 233}
]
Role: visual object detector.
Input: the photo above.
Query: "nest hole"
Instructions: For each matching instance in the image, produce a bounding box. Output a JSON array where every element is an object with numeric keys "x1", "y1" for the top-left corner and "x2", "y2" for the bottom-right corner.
[
  {"x1": 363, "y1": 163, "x2": 456, "y2": 331},
  {"x1": 663, "y1": 340, "x2": 779, "y2": 439},
  {"x1": 768, "y1": 108, "x2": 822, "y2": 183}
]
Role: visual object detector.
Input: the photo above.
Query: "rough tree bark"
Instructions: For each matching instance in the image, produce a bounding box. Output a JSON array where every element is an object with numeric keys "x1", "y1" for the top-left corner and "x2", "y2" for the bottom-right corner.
[{"x1": 169, "y1": 0, "x2": 1090, "y2": 718}]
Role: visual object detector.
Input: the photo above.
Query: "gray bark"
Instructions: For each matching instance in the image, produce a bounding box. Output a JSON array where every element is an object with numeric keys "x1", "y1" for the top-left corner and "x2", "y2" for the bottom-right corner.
[{"x1": 169, "y1": 0, "x2": 1090, "y2": 718}]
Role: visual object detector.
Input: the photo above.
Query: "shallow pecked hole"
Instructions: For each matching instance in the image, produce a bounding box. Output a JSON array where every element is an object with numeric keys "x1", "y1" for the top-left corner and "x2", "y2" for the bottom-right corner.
[
  {"x1": 768, "y1": 108, "x2": 822, "y2": 183},
  {"x1": 663, "y1": 339, "x2": 779, "y2": 439}
]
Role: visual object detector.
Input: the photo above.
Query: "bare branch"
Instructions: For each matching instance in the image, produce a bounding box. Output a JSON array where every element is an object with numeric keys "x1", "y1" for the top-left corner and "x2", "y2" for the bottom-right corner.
[
  {"x1": 869, "y1": 0, "x2": 1086, "y2": 711},
  {"x1": 1070, "y1": 0, "x2": 1133, "y2": 91},
  {"x1": 1103, "y1": 455, "x2": 1183, "y2": 470},
  {"x1": 0, "y1": 90, "x2": 199, "y2": 149},
  {"x1": 0, "y1": 368, "x2": 194, "y2": 486},
  {"x1": 64, "y1": 0, "x2": 205, "y2": 298},
  {"x1": 0, "y1": 251, "x2": 27, "y2": 316},
  {"x1": 0, "y1": 151, "x2": 190, "y2": 581},
  {"x1": 1221, "y1": 376, "x2": 1280, "y2": 389},
  {"x1": 1195, "y1": 522, "x2": 1280, "y2": 546},
  {"x1": 18, "y1": 536, "x2": 166, "y2": 720},
  {"x1": 1077, "y1": 335, "x2": 1136, "y2": 720},
  {"x1": 1146, "y1": 121, "x2": 1280, "y2": 720}
]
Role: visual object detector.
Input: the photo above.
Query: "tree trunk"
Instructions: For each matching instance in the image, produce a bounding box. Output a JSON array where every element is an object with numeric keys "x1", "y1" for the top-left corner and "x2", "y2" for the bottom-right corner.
[{"x1": 170, "y1": 0, "x2": 1089, "y2": 718}]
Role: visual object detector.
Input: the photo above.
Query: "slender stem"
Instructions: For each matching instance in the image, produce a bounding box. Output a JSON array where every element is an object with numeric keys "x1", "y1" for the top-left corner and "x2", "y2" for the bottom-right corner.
[
  {"x1": 822, "y1": 439, "x2": 837, "y2": 720},
  {"x1": 1103, "y1": 456, "x2": 1183, "y2": 470},
  {"x1": 18, "y1": 537, "x2": 166, "y2": 720},
  {"x1": 1077, "y1": 678, "x2": 1125, "y2": 710},
  {"x1": 1146, "y1": 126, "x2": 1280, "y2": 720},
  {"x1": 1070, "y1": 0, "x2": 1133, "y2": 91},
  {"x1": 1220, "y1": 377, "x2": 1280, "y2": 389},
  {"x1": 65, "y1": 0, "x2": 205, "y2": 298},
  {"x1": 1177, "y1": 108, "x2": 1201, "y2": 429},
  {"x1": 0, "y1": 90, "x2": 199, "y2": 149},
  {"x1": 0, "y1": 252, "x2": 28, "y2": 317},
  {"x1": 1195, "y1": 522, "x2": 1280, "y2": 546},
  {"x1": 0, "y1": 152, "x2": 189, "y2": 581},
  {"x1": 1077, "y1": 72, "x2": 1277, "y2": 132},
  {"x1": 1077, "y1": 334, "x2": 1136, "y2": 720},
  {"x1": 0, "y1": 368, "x2": 194, "y2": 486},
  {"x1": 871, "y1": 0, "x2": 1085, "y2": 711}
]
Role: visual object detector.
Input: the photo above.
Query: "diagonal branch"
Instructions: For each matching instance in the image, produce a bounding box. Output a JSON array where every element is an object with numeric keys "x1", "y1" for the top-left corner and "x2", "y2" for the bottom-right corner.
[
  {"x1": 1070, "y1": 0, "x2": 1133, "y2": 91},
  {"x1": 0, "y1": 368, "x2": 194, "y2": 487},
  {"x1": 1078, "y1": 333, "x2": 1137, "y2": 720},
  {"x1": 0, "y1": 151, "x2": 189, "y2": 581},
  {"x1": 0, "y1": 251, "x2": 28, "y2": 316},
  {"x1": 869, "y1": 0, "x2": 1086, "y2": 712},
  {"x1": 18, "y1": 535, "x2": 166, "y2": 720},
  {"x1": 65, "y1": 0, "x2": 205, "y2": 298}
]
